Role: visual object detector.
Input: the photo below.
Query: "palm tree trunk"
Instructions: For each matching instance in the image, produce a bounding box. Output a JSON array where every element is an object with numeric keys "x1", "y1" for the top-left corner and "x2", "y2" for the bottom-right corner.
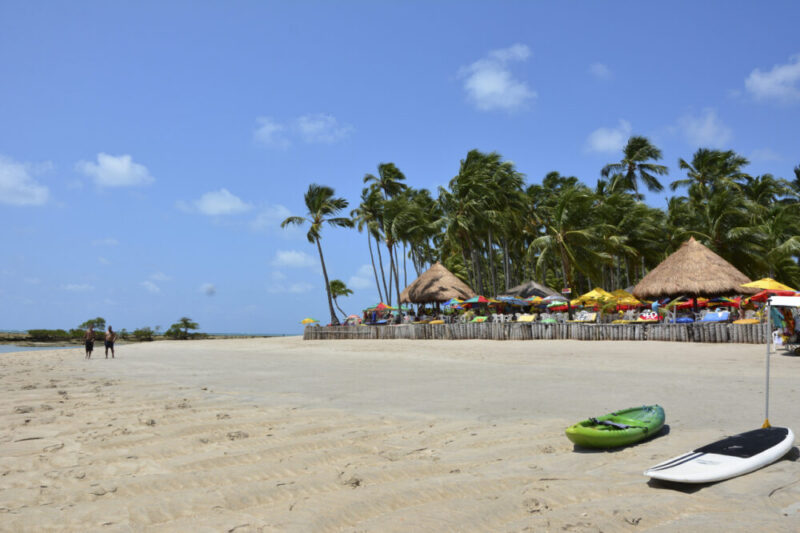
[
  {"x1": 472, "y1": 249, "x2": 483, "y2": 295},
  {"x1": 375, "y1": 239, "x2": 390, "y2": 303},
  {"x1": 461, "y1": 248, "x2": 474, "y2": 289},
  {"x1": 488, "y1": 229, "x2": 497, "y2": 296},
  {"x1": 502, "y1": 237, "x2": 511, "y2": 291},
  {"x1": 367, "y1": 233, "x2": 383, "y2": 302},
  {"x1": 403, "y1": 242, "x2": 408, "y2": 288},
  {"x1": 394, "y1": 246, "x2": 403, "y2": 321},
  {"x1": 333, "y1": 297, "x2": 347, "y2": 320},
  {"x1": 315, "y1": 236, "x2": 340, "y2": 326}
]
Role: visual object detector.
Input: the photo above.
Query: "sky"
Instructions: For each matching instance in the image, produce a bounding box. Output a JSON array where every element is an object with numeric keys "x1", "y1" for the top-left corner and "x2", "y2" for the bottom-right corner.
[{"x1": 1, "y1": 1, "x2": 799, "y2": 334}]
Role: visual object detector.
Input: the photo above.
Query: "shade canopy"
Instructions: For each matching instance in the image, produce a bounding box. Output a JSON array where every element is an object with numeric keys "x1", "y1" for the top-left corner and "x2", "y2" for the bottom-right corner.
[
  {"x1": 741, "y1": 278, "x2": 796, "y2": 292},
  {"x1": 399, "y1": 262, "x2": 476, "y2": 303},
  {"x1": 611, "y1": 289, "x2": 642, "y2": 306},
  {"x1": 633, "y1": 237, "x2": 756, "y2": 299},
  {"x1": 571, "y1": 287, "x2": 615, "y2": 306},
  {"x1": 500, "y1": 280, "x2": 559, "y2": 299}
]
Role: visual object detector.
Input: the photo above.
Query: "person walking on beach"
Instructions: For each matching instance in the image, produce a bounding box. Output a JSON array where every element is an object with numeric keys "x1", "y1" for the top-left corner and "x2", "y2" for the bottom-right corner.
[
  {"x1": 84, "y1": 324, "x2": 94, "y2": 359},
  {"x1": 105, "y1": 326, "x2": 117, "y2": 359}
]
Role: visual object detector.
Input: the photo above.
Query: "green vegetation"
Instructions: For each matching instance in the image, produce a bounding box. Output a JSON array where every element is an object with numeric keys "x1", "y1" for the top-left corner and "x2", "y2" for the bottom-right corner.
[
  {"x1": 286, "y1": 141, "x2": 800, "y2": 304},
  {"x1": 282, "y1": 184, "x2": 354, "y2": 326},
  {"x1": 329, "y1": 279, "x2": 353, "y2": 319},
  {"x1": 165, "y1": 317, "x2": 202, "y2": 339}
]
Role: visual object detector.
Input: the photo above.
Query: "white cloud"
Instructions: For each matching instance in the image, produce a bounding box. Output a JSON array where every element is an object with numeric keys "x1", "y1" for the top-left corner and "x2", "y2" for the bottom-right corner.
[
  {"x1": 750, "y1": 148, "x2": 782, "y2": 162},
  {"x1": 0, "y1": 155, "x2": 50, "y2": 206},
  {"x1": 63, "y1": 283, "x2": 94, "y2": 292},
  {"x1": 348, "y1": 264, "x2": 374, "y2": 290},
  {"x1": 150, "y1": 272, "x2": 171, "y2": 281},
  {"x1": 585, "y1": 119, "x2": 632, "y2": 153},
  {"x1": 459, "y1": 44, "x2": 536, "y2": 112},
  {"x1": 254, "y1": 114, "x2": 353, "y2": 148},
  {"x1": 270, "y1": 271, "x2": 287, "y2": 282},
  {"x1": 189, "y1": 188, "x2": 253, "y2": 216},
  {"x1": 745, "y1": 54, "x2": 800, "y2": 104},
  {"x1": 254, "y1": 117, "x2": 290, "y2": 148},
  {"x1": 271, "y1": 249, "x2": 317, "y2": 268},
  {"x1": 268, "y1": 281, "x2": 314, "y2": 294},
  {"x1": 677, "y1": 109, "x2": 732, "y2": 148},
  {"x1": 140, "y1": 280, "x2": 160, "y2": 294},
  {"x1": 92, "y1": 237, "x2": 118, "y2": 246},
  {"x1": 588, "y1": 62, "x2": 612, "y2": 80},
  {"x1": 252, "y1": 204, "x2": 290, "y2": 229},
  {"x1": 200, "y1": 282, "x2": 216, "y2": 296},
  {"x1": 294, "y1": 113, "x2": 353, "y2": 143},
  {"x1": 77, "y1": 153, "x2": 154, "y2": 187}
]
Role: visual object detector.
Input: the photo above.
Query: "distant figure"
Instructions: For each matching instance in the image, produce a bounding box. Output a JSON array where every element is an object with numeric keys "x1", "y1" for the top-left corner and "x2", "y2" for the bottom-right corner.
[
  {"x1": 105, "y1": 326, "x2": 117, "y2": 359},
  {"x1": 84, "y1": 325, "x2": 94, "y2": 359}
]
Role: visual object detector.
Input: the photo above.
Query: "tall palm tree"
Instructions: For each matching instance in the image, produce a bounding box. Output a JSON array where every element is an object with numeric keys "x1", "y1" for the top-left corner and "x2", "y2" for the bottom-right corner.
[
  {"x1": 328, "y1": 279, "x2": 353, "y2": 320},
  {"x1": 602, "y1": 136, "x2": 668, "y2": 200},
  {"x1": 281, "y1": 184, "x2": 353, "y2": 326},
  {"x1": 351, "y1": 187, "x2": 385, "y2": 302},
  {"x1": 671, "y1": 148, "x2": 749, "y2": 200}
]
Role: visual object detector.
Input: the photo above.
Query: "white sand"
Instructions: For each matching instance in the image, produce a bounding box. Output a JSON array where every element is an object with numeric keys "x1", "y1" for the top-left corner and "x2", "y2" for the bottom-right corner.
[{"x1": 2, "y1": 337, "x2": 800, "y2": 532}]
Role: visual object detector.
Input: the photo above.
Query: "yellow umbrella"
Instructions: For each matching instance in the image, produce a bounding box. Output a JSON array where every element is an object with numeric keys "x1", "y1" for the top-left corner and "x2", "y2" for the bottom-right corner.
[
  {"x1": 741, "y1": 278, "x2": 796, "y2": 291},
  {"x1": 611, "y1": 289, "x2": 641, "y2": 306},
  {"x1": 300, "y1": 318, "x2": 319, "y2": 324},
  {"x1": 571, "y1": 287, "x2": 615, "y2": 306}
]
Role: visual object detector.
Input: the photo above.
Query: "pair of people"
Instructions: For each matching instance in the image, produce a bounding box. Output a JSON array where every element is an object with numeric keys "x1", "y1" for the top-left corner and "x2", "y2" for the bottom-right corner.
[{"x1": 84, "y1": 325, "x2": 117, "y2": 359}]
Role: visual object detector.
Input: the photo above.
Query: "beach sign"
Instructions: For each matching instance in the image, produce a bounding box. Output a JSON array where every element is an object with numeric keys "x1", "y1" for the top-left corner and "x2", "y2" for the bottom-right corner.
[{"x1": 561, "y1": 288, "x2": 572, "y2": 294}]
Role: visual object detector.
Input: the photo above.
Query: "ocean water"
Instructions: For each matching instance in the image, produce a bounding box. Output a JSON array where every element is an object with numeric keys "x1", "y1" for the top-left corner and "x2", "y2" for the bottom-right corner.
[{"x1": 0, "y1": 344, "x2": 80, "y2": 354}]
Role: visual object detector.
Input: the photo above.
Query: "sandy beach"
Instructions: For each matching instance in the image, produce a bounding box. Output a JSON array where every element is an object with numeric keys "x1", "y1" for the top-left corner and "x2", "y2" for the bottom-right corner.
[{"x1": 2, "y1": 337, "x2": 800, "y2": 532}]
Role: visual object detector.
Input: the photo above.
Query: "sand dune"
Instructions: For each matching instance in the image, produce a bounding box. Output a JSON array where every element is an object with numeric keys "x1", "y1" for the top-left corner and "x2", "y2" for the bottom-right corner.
[{"x1": 2, "y1": 338, "x2": 799, "y2": 531}]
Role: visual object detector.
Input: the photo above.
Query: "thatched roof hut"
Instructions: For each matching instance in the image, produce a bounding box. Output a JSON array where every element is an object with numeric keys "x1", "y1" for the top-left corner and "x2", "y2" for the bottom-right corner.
[
  {"x1": 632, "y1": 237, "x2": 757, "y2": 299},
  {"x1": 500, "y1": 280, "x2": 559, "y2": 299},
  {"x1": 399, "y1": 262, "x2": 476, "y2": 303}
]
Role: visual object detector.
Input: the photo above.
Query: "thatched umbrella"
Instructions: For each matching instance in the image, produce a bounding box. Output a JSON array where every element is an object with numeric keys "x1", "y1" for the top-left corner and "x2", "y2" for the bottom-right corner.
[
  {"x1": 500, "y1": 280, "x2": 559, "y2": 299},
  {"x1": 400, "y1": 262, "x2": 476, "y2": 303},
  {"x1": 633, "y1": 237, "x2": 757, "y2": 300}
]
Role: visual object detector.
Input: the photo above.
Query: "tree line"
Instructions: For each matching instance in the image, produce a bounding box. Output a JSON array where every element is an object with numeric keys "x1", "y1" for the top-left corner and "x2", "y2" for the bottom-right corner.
[
  {"x1": 26, "y1": 317, "x2": 202, "y2": 342},
  {"x1": 283, "y1": 136, "x2": 800, "y2": 326}
]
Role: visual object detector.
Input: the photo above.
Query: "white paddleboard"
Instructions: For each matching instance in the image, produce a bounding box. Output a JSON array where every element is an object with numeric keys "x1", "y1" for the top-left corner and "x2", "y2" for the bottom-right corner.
[{"x1": 644, "y1": 427, "x2": 794, "y2": 483}]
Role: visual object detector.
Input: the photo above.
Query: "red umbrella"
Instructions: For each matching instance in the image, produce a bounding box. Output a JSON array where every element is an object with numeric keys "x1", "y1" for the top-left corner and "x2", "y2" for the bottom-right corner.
[{"x1": 748, "y1": 290, "x2": 798, "y2": 303}]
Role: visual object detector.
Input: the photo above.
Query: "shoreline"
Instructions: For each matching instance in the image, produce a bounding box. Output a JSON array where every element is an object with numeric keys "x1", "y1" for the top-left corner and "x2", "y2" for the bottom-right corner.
[{"x1": 3, "y1": 338, "x2": 799, "y2": 531}]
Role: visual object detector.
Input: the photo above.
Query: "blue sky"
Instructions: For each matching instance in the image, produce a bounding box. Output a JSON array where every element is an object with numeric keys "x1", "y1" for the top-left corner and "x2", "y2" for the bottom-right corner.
[{"x1": 2, "y1": 1, "x2": 799, "y2": 334}]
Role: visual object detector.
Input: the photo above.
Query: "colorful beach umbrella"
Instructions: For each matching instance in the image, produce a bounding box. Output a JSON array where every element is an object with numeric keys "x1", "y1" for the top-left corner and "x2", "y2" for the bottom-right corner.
[
  {"x1": 748, "y1": 289, "x2": 799, "y2": 303},
  {"x1": 741, "y1": 278, "x2": 796, "y2": 292},
  {"x1": 463, "y1": 295, "x2": 490, "y2": 304},
  {"x1": 300, "y1": 318, "x2": 319, "y2": 324}
]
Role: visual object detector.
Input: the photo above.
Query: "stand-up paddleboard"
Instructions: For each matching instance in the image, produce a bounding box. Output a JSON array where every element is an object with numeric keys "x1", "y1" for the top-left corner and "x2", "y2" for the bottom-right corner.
[{"x1": 645, "y1": 427, "x2": 794, "y2": 483}]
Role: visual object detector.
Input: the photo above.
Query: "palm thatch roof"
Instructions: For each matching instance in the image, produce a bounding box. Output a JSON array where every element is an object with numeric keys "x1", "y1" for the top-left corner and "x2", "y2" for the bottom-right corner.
[
  {"x1": 632, "y1": 237, "x2": 757, "y2": 299},
  {"x1": 500, "y1": 280, "x2": 559, "y2": 299},
  {"x1": 400, "y1": 262, "x2": 476, "y2": 303}
]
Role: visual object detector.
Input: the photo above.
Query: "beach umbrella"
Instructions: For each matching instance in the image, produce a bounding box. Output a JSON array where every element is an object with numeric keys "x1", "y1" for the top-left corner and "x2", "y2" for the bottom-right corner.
[
  {"x1": 570, "y1": 287, "x2": 615, "y2": 307},
  {"x1": 748, "y1": 289, "x2": 799, "y2": 303},
  {"x1": 444, "y1": 298, "x2": 463, "y2": 307},
  {"x1": 300, "y1": 318, "x2": 319, "y2": 324},
  {"x1": 399, "y1": 262, "x2": 476, "y2": 304},
  {"x1": 496, "y1": 296, "x2": 527, "y2": 306},
  {"x1": 741, "y1": 278, "x2": 796, "y2": 292},
  {"x1": 611, "y1": 289, "x2": 641, "y2": 307},
  {"x1": 463, "y1": 295, "x2": 490, "y2": 304},
  {"x1": 633, "y1": 237, "x2": 758, "y2": 300},
  {"x1": 541, "y1": 295, "x2": 568, "y2": 304}
]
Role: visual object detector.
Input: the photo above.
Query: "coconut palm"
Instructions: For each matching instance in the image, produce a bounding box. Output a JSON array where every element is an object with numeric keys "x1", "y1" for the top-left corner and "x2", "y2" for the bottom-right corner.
[
  {"x1": 671, "y1": 149, "x2": 749, "y2": 200},
  {"x1": 351, "y1": 187, "x2": 385, "y2": 302},
  {"x1": 328, "y1": 279, "x2": 353, "y2": 319},
  {"x1": 281, "y1": 184, "x2": 353, "y2": 326},
  {"x1": 602, "y1": 136, "x2": 668, "y2": 200}
]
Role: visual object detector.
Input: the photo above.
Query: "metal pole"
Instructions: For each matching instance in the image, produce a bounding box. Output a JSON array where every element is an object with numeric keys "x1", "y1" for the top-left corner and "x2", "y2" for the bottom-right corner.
[{"x1": 764, "y1": 300, "x2": 772, "y2": 428}]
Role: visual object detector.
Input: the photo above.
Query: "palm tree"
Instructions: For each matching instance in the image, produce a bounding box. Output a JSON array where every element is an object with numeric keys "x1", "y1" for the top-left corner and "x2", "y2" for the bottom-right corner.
[
  {"x1": 328, "y1": 279, "x2": 353, "y2": 320},
  {"x1": 351, "y1": 187, "x2": 385, "y2": 302},
  {"x1": 602, "y1": 136, "x2": 668, "y2": 200},
  {"x1": 281, "y1": 184, "x2": 353, "y2": 326},
  {"x1": 671, "y1": 148, "x2": 749, "y2": 200}
]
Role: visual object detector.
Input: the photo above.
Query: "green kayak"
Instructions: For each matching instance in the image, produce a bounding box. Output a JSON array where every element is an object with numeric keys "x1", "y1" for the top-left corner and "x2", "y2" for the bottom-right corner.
[{"x1": 565, "y1": 405, "x2": 665, "y2": 449}]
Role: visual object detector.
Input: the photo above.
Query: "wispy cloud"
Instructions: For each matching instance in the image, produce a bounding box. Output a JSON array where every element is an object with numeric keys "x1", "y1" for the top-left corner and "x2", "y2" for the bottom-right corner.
[
  {"x1": 459, "y1": 44, "x2": 536, "y2": 112},
  {"x1": 585, "y1": 120, "x2": 631, "y2": 153},
  {"x1": 348, "y1": 264, "x2": 374, "y2": 290},
  {"x1": 750, "y1": 148, "x2": 782, "y2": 162},
  {"x1": 271, "y1": 250, "x2": 317, "y2": 268},
  {"x1": 63, "y1": 283, "x2": 94, "y2": 292},
  {"x1": 745, "y1": 54, "x2": 800, "y2": 104},
  {"x1": 200, "y1": 282, "x2": 216, "y2": 296},
  {"x1": 178, "y1": 188, "x2": 253, "y2": 216},
  {"x1": 140, "y1": 280, "x2": 160, "y2": 294},
  {"x1": 0, "y1": 155, "x2": 50, "y2": 206},
  {"x1": 677, "y1": 108, "x2": 732, "y2": 148},
  {"x1": 588, "y1": 62, "x2": 612, "y2": 80},
  {"x1": 92, "y1": 237, "x2": 119, "y2": 246},
  {"x1": 254, "y1": 114, "x2": 353, "y2": 148},
  {"x1": 268, "y1": 281, "x2": 314, "y2": 294},
  {"x1": 77, "y1": 153, "x2": 155, "y2": 187},
  {"x1": 150, "y1": 272, "x2": 171, "y2": 281}
]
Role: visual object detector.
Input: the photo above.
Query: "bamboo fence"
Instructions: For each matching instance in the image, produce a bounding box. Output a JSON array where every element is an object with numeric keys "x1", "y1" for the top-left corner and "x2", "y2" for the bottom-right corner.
[{"x1": 303, "y1": 321, "x2": 768, "y2": 343}]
